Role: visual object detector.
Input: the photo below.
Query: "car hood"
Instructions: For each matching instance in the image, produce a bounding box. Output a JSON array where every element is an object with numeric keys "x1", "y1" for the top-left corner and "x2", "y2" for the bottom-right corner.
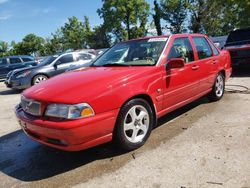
[
  {"x1": 23, "y1": 66, "x2": 155, "y2": 104},
  {"x1": 12, "y1": 64, "x2": 42, "y2": 75}
]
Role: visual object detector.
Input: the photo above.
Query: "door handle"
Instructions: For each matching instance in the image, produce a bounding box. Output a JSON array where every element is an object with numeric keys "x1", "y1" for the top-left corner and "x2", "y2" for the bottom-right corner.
[
  {"x1": 192, "y1": 65, "x2": 199, "y2": 70},
  {"x1": 212, "y1": 60, "x2": 218, "y2": 64}
]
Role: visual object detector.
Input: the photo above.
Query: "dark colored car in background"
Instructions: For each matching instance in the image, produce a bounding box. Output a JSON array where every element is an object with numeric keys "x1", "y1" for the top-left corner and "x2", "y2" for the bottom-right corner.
[
  {"x1": 5, "y1": 52, "x2": 95, "y2": 90},
  {"x1": 224, "y1": 27, "x2": 250, "y2": 67},
  {"x1": 0, "y1": 55, "x2": 36, "y2": 79}
]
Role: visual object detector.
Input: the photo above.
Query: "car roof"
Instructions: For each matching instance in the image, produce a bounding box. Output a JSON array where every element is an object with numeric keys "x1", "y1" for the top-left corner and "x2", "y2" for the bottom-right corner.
[
  {"x1": 57, "y1": 51, "x2": 95, "y2": 56},
  {"x1": 124, "y1": 33, "x2": 208, "y2": 43},
  {"x1": 3, "y1": 55, "x2": 34, "y2": 58}
]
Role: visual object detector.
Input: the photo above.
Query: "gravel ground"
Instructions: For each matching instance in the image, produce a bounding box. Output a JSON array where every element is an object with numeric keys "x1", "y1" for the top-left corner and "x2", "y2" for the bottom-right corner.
[{"x1": 0, "y1": 70, "x2": 250, "y2": 188}]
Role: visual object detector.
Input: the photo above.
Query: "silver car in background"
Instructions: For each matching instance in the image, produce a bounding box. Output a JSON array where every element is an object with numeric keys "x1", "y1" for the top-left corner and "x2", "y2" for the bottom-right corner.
[{"x1": 5, "y1": 52, "x2": 95, "y2": 90}]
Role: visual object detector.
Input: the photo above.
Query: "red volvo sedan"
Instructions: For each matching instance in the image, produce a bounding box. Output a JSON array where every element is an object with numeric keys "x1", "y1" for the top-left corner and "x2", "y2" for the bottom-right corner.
[{"x1": 15, "y1": 34, "x2": 232, "y2": 151}]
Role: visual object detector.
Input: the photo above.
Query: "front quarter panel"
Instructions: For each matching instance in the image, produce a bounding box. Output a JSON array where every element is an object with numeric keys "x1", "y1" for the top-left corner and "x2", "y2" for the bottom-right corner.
[{"x1": 89, "y1": 67, "x2": 163, "y2": 114}]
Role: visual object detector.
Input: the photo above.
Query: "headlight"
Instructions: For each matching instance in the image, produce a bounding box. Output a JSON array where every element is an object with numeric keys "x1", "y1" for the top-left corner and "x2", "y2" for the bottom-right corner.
[
  {"x1": 45, "y1": 103, "x2": 95, "y2": 119},
  {"x1": 16, "y1": 70, "x2": 31, "y2": 79}
]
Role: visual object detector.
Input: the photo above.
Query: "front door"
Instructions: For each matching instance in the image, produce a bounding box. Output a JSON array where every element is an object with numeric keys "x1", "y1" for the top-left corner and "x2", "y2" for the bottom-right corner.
[
  {"x1": 162, "y1": 37, "x2": 200, "y2": 110},
  {"x1": 52, "y1": 54, "x2": 75, "y2": 76}
]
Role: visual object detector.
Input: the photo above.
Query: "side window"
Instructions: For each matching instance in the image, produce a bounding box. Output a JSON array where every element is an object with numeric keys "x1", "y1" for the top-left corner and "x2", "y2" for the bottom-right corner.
[
  {"x1": 208, "y1": 40, "x2": 220, "y2": 56},
  {"x1": 10, "y1": 57, "x2": 22, "y2": 64},
  {"x1": 22, "y1": 57, "x2": 33, "y2": 62},
  {"x1": 0, "y1": 58, "x2": 7, "y2": 65},
  {"x1": 168, "y1": 37, "x2": 194, "y2": 63},
  {"x1": 77, "y1": 54, "x2": 92, "y2": 61},
  {"x1": 57, "y1": 54, "x2": 74, "y2": 65},
  {"x1": 193, "y1": 37, "x2": 213, "y2": 59}
]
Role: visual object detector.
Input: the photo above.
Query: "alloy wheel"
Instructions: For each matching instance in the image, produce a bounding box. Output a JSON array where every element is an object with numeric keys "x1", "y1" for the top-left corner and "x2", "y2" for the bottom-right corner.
[
  {"x1": 34, "y1": 75, "x2": 47, "y2": 85},
  {"x1": 215, "y1": 74, "x2": 224, "y2": 97},
  {"x1": 123, "y1": 105, "x2": 149, "y2": 143}
]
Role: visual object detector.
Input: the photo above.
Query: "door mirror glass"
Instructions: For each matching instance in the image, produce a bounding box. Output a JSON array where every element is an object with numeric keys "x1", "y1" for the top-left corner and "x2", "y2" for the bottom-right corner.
[{"x1": 168, "y1": 58, "x2": 185, "y2": 69}]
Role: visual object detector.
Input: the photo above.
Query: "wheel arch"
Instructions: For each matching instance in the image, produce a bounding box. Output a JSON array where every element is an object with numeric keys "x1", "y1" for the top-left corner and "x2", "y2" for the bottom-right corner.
[
  {"x1": 219, "y1": 69, "x2": 225, "y2": 78},
  {"x1": 119, "y1": 93, "x2": 157, "y2": 127}
]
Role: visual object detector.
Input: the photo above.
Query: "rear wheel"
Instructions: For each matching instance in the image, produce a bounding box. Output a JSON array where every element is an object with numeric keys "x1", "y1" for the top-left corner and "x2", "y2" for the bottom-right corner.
[
  {"x1": 32, "y1": 74, "x2": 48, "y2": 85},
  {"x1": 113, "y1": 98, "x2": 154, "y2": 151},
  {"x1": 207, "y1": 72, "x2": 225, "y2": 101}
]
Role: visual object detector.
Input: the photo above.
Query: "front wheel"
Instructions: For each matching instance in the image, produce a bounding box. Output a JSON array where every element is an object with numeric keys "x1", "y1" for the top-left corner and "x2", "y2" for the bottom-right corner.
[
  {"x1": 207, "y1": 72, "x2": 225, "y2": 101},
  {"x1": 113, "y1": 98, "x2": 154, "y2": 151},
  {"x1": 32, "y1": 74, "x2": 48, "y2": 85}
]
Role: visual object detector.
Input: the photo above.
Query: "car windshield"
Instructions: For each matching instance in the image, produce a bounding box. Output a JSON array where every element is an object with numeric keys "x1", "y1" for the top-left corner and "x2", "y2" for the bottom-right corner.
[
  {"x1": 40, "y1": 55, "x2": 59, "y2": 65},
  {"x1": 92, "y1": 38, "x2": 168, "y2": 66},
  {"x1": 226, "y1": 28, "x2": 250, "y2": 46}
]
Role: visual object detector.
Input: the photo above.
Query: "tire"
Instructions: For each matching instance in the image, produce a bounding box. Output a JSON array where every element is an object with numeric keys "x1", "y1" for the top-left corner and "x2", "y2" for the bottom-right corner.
[
  {"x1": 32, "y1": 74, "x2": 48, "y2": 85},
  {"x1": 113, "y1": 98, "x2": 154, "y2": 151},
  {"x1": 207, "y1": 72, "x2": 225, "y2": 101}
]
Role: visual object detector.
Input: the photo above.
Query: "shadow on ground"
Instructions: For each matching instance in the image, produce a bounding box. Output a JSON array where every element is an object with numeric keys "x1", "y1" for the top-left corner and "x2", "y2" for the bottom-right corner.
[
  {"x1": 0, "y1": 89, "x2": 21, "y2": 95},
  {"x1": 0, "y1": 97, "x2": 209, "y2": 183}
]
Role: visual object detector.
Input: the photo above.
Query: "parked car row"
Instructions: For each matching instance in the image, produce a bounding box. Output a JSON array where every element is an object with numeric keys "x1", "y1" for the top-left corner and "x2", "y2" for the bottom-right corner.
[
  {"x1": 0, "y1": 55, "x2": 37, "y2": 79},
  {"x1": 15, "y1": 34, "x2": 232, "y2": 152},
  {"x1": 3, "y1": 51, "x2": 96, "y2": 90}
]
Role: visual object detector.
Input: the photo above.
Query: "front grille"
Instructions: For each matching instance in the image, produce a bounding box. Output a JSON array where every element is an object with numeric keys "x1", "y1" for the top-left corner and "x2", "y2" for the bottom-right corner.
[{"x1": 21, "y1": 96, "x2": 41, "y2": 116}]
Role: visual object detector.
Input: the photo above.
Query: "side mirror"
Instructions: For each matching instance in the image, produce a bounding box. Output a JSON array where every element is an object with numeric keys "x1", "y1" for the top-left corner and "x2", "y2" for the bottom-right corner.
[
  {"x1": 167, "y1": 58, "x2": 185, "y2": 69},
  {"x1": 53, "y1": 63, "x2": 58, "y2": 69}
]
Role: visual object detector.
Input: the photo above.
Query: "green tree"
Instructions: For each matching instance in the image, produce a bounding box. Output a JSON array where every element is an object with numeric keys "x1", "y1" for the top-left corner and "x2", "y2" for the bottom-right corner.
[
  {"x1": 187, "y1": 0, "x2": 205, "y2": 33},
  {"x1": 61, "y1": 16, "x2": 86, "y2": 50},
  {"x1": 12, "y1": 34, "x2": 44, "y2": 56},
  {"x1": 98, "y1": 0, "x2": 150, "y2": 41},
  {"x1": 152, "y1": 0, "x2": 162, "y2": 35},
  {"x1": 0, "y1": 41, "x2": 9, "y2": 57},
  {"x1": 43, "y1": 29, "x2": 65, "y2": 55},
  {"x1": 188, "y1": 0, "x2": 250, "y2": 36},
  {"x1": 89, "y1": 25, "x2": 111, "y2": 49},
  {"x1": 161, "y1": 0, "x2": 188, "y2": 34},
  {"x1": 82, "y1": 16, "x2": 94, "y2": 48},
  {"x1": 219, "y1": 0, "x2": 250, "y2": 35}
]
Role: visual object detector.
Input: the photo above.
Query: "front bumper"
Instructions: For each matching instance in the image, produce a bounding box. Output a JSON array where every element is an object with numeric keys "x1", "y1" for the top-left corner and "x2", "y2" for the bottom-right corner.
[
  {"x1": 15, "y1": 105, "x2": 119, "y2": 151},
  {"x1": 5, "y1": 77, "x2": 31, "y2": 90}
]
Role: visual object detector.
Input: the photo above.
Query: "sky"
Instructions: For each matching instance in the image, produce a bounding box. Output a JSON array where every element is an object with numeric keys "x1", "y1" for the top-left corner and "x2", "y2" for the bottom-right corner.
[{"x1": 0, "y1": 0, "x2": 155, "y2": 43}]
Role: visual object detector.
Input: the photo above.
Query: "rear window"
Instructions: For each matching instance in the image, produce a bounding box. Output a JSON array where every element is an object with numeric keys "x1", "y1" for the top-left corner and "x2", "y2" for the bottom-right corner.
[{"x1": 226, "y1": 28, "x2": 250, "y2": 45}]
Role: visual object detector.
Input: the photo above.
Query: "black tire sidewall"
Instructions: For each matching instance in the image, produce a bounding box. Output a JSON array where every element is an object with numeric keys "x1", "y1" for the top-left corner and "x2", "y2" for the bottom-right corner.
[
  {"x1": 114, "y1": 98, "x2": 154, "y2": 151},
  {"x1": 209, "y1": 72, "x2": 225, "y2": 101}
]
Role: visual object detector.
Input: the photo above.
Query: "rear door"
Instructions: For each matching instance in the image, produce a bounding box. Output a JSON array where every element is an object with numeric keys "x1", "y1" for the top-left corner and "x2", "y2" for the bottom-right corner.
[
  {"x1": 191, "y1": 36, "x2": 217, "y2": 92},
  {"x1": 162, "y1": 37, "x2": 200, "y2": 109}
]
